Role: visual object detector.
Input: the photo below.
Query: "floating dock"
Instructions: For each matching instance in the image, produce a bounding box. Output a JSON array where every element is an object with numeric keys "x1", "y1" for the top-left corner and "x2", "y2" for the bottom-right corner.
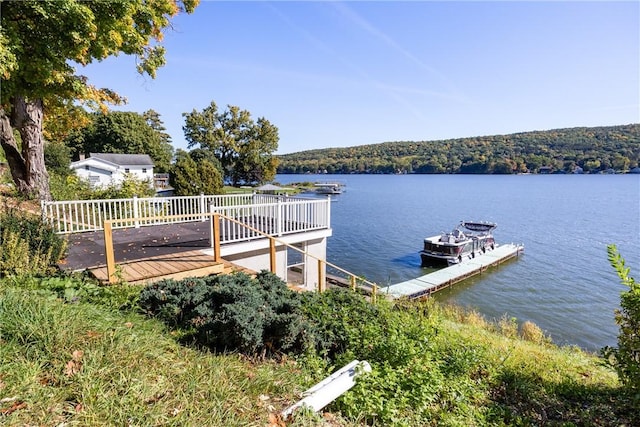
[{"x1": 383, "y1": 243, "x2": 524, "y2": 299}]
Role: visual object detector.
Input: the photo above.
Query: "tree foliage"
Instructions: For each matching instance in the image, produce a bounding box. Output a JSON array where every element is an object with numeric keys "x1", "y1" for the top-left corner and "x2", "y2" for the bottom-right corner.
[
  {"x1": 182, "y1": 101, "x2": 279, "y2": 185},
  {"x1": 604, "y1": 245, "x2": 640, "y2": 396},
  {"x1": 71, "y1": 110, "x2": 174, "y2": 172},
  {"x1": 0, "y1": 0, "x2": 199, "y2": 200},
  {"x1": 169, "y1": 149, "x2": 223, "y2": 196},
  {"x1": 277, "y1": 124, "x2": 640, "y2": 175}
]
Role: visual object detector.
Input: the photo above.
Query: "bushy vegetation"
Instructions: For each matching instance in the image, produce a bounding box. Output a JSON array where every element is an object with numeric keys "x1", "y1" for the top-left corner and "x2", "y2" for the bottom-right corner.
[
  {"x1": 277, "y1": 124, "x2": 640, "y2": 174},
  {"x1": 604, "y1": 245, "x2": 640, "y2": 397},
  {"x1": 136, "y1": 272, "x2": 636, "y2": 426},
  {"x1": 48, "y1": 172, "x2": 155, "y2": 201},
  {"x1": 139, "y1": 271, "x2": 308, "y2": 355},
  {"x1": 0, "y1": 208, "x2": 66, "y2": 276},
  {"x1": 1, "y1": 270, "x2": 636, "y2": 425}
]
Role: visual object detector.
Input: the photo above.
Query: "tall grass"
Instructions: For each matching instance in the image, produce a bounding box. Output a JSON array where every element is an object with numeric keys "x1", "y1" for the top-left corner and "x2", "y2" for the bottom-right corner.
[{"x1": 0, "y1": 284, "x2": 321, "y2": 426}]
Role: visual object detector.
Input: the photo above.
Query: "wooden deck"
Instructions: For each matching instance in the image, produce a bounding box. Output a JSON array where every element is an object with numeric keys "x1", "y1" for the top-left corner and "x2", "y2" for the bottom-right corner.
[
  {"x1": 382, "y1": 243, "x2": 524, "y2": 299},
  {"x1": 89, "y1": 249, "x2": 225, "y2": 285}
]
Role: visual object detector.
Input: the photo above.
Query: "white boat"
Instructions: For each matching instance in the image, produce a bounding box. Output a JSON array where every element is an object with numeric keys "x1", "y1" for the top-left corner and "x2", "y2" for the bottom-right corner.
[
  {"x1": 420, "y1": 221, "x2": 497, "y2": 266},
  {"x1": 314, "y1": 182, "x2": 345, "y2": 194}
]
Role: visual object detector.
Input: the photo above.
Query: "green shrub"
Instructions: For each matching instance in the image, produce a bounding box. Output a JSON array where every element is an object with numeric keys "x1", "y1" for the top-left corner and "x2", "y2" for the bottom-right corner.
[
  {"x1": 298, "y1": 288, "x2": 384, "y2": 360},
  {"x1": 49, "y1": 172, "x2": 155, "y2": 201},
  {"x1": 138, "y1": 271, "x2": 309, "y2": 355},
  {"x1": 604, "y1": 245, "x2": 640, "y2": 396},
  {"x1": 0, "y1": 208, "x2": 66, "y2": 276},
  {"x1": 49, "y1": 173, "x2": 94, "y2": 200}
]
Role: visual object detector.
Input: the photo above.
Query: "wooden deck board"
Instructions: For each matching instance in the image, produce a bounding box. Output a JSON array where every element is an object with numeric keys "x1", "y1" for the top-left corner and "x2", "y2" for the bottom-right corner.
[{"x1": 88, "y1": 249, "x2": 225, "y2": 284}]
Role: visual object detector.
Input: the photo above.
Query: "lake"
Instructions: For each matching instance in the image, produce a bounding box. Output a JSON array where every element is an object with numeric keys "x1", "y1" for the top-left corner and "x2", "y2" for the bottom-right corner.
[{"x1": 276, "y1": 174, "x2": 640, "y2": 352}]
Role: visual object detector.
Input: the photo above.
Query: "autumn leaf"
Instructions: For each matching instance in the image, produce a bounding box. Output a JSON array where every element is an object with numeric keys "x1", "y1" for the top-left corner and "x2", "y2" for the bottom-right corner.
[
  {"x1": 0, "y1": 401, "x2": 27, "y2": 416},
  {"x1": 267, "y1": 412, "x2": 286, "y2": 427},
  {"x1": 65, "y1": 350, "x2": 84, "y2": 377}
]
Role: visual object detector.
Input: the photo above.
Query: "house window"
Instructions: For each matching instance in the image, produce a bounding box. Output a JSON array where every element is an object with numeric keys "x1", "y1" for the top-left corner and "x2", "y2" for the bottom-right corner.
[
  {"x1": 85, "y1": 165, "x2": 89, "y2": 170},
  {"x1": 124, "y1": 168, "x2": 130, "y2": 173},
  {"x1": 142, "y1": 168, "x2": 147, "y2": 173}
]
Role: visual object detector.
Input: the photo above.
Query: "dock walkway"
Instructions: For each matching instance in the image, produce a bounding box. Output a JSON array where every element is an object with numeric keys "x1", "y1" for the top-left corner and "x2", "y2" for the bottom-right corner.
[{"x1": 383, "y1": 244, "x2": 524, "y2": 299}]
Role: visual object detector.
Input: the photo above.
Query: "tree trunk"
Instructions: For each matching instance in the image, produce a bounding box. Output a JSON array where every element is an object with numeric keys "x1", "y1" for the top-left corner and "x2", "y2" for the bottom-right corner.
[{"x1": 0, "y1": 97, "x2": 51, "y2": 201}]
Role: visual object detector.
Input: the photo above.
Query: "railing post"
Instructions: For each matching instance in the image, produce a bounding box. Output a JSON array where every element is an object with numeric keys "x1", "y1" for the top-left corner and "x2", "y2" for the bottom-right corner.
[
  {"x1": 318, "y1": 259, "x2": 325, "y2": 292},
  {"x1": 104, "y1": 221, "x2": 117, "y2": 284},
  {"x1": 133, "y1": 195, "x2": 140, "y2": 228},
  {"x1": 270, "y1": 238, "x2": 277, "y2": 273},
  {"x1": 277, "y1": 198, "x2": 283, "y2": 236},
  {"x1": 350, "y1": 275, "x2": 356, "y2": 291},
  {"x1": 200, "y1": 193, "x2": 206, "y2": 222},
  {"x1": 371, "y1": 285, "x2": 377, "y2": 304},
  {"x1": 326, "y1": 195, "x2": 331, "y2": 228}
]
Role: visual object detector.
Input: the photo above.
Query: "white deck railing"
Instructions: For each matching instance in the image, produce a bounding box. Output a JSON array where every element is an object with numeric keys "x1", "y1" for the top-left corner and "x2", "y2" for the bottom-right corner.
[
  {"x1": 211, "y1": 197, "x2": 331, "y2": 243},
  {"x1": 42, "y1": 193, "x2": 330, "y2": 236}
]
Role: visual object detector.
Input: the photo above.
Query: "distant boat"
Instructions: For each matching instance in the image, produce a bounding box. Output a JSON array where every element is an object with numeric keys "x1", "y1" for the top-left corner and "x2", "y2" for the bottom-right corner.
[
  {"x1": 420, "y1": 221, "x2": 497, "y2": 266},
  {"x1": 314, "y1": 182, "x2": 345, "y2": 194}
]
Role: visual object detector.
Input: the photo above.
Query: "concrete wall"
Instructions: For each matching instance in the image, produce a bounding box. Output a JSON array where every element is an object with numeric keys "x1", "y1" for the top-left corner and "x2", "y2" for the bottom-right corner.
[{"x1": 222, "y1": 236, "x2": 328, "y2": 291}]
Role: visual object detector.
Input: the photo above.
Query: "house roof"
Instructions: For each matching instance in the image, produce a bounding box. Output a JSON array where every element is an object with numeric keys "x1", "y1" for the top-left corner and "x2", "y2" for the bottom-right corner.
[
  {"x1": 89, "y1": 153, "x2": 154, "y2": 166},
  {"x1": 70, "y1": 157, "x2": 119, "y2": 172}
]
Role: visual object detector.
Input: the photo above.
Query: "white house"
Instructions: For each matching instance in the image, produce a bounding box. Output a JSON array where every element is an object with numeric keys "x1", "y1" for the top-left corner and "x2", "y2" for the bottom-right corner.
[{"x1": 70, "y1": 153, "x2": 154, "y2": 188}]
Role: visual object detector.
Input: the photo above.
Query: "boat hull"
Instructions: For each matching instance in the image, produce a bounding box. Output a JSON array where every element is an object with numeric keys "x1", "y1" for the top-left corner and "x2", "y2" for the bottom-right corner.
[
  {"x1": 420, "y1": 244, "x2": 494, "y2": 267},
  {"x1": 420, "y1": 222, "x2": 496, "y2": 267}
]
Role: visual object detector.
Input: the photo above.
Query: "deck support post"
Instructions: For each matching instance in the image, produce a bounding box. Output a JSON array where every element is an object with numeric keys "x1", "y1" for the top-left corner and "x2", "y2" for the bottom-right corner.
[
  {"x1": 270, "y1": 238, "x2": 277, "y2": 273},
  {"x1": 212, "y1": 213, "x2": 221, "y2": 262},
  {"x1": 104, "y1": 221, "x2": 116, "y2": 284},
  {"x1": 318, "y1": 259, "x2": 325, "y2": 292}
]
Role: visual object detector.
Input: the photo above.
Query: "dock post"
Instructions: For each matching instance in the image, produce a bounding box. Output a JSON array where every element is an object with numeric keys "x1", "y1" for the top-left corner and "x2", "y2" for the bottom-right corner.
[
  {"x1": 212, "y1": 213, "x2": 221, "y2": 262},
  {"x1": 318, "y1": 259, "x2": 325, "y2": 292},
  {"x1": 350, "y1": 275, "x2": 356, "y2": 291},
  {"x1": 104, "y1": 221, "x2": 116, "y2": 284},
  {"x1": 270, "y1": 238, "x2": 277, "y2": 273}
]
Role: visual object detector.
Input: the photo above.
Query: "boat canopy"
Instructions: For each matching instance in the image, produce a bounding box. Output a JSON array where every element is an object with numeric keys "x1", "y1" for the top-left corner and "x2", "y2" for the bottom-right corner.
[{"x1": 460, "y1": 221, "x2": 497, "y2": 233}]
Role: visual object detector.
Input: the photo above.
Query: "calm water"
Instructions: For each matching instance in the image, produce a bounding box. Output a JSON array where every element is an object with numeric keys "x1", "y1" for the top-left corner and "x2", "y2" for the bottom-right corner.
[{"x1": 277, "y1": 174, "x2": 640, "y2": 351}]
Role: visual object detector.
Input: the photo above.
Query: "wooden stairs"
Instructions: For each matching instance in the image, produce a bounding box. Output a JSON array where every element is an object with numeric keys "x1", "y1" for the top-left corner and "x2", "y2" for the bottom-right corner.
[{"x1": 88, "y1": 249, "x2": 303, "y2": 291}]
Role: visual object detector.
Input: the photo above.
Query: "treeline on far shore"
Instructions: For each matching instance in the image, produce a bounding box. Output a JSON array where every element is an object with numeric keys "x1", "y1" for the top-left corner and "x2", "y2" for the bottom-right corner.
[{"x1": 276, "y1": 124, "x2": 640, "y2": 175}]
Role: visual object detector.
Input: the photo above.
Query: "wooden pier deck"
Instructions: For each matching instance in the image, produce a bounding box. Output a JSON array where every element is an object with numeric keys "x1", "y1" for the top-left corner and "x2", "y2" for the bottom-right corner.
[
  {"x1": 88, "y1": 249, "x2": 226, "y2": 285},
  {"x1": 382, "y1": 244, "x2": 524, "y2": 299}
]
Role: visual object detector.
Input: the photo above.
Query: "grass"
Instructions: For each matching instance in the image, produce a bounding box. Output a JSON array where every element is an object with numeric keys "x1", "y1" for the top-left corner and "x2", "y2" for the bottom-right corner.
[
  {"x1": 0, "y1": 282, "x2": 327, "y2": 426},
  {"x1": 0, "y1": 275, "x2": 635, "y2": 426}
]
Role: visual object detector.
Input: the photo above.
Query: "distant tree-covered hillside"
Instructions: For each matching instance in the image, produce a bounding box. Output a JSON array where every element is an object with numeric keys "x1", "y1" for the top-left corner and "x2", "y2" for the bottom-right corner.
[{"x1": 277, "y1": 124, "x2": 640, "y2": 174}]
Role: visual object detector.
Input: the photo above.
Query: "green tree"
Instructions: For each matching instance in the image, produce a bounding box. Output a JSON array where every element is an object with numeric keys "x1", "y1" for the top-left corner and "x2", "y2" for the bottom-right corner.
[
  {"x1": 605, "y1": 245, "x2": 640, "y2": 395},
  {"x1": 78, "y1": 111, "x2": 173, "y2": 172},
  {"x1": 44, "y1": 142, "x2": 72, "y2": 178},
  {"x1": 143, "y1": 109, "x2": 172, "y2": 148},
  {"x1": 170, "y1": 149, "x2": 223, "y2": 196},
  {"x1": 182, "y1": 101, "x2": 279, "y2": 185},
  {"x1": 233, "y1": 117, "x2": 279, "y2": 184},
  {"x1": 0, "y1": 0, "x2": 198, "y2": 200}
]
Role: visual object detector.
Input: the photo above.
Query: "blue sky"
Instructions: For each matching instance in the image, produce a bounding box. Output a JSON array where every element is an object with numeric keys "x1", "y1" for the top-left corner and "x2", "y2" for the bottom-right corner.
[{"x1": 80, "y1": 1, "x2": 639, "y2": 154}]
